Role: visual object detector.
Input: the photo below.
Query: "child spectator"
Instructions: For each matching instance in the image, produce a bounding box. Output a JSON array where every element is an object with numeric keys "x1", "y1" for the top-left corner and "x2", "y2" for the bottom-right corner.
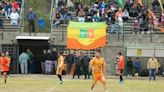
[
  {"x1": 132, "y1": 20, "x2": 140, "y2": 34},
  {"x1": 38, "y1": 17, "x2": 45, "y2": 32}
]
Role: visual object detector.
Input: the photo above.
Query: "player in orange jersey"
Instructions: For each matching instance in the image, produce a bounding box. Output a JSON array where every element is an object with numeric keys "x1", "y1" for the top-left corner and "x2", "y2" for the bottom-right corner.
[
  {"x1": 89, "y1": 51, "x2": 108, "y2": 92},
  {"x1": 0, "y1": 52, "x2": 10, "y2": 83},
  {"x1": 56, "y1": 51, "x2": 65, "y2": 84}
]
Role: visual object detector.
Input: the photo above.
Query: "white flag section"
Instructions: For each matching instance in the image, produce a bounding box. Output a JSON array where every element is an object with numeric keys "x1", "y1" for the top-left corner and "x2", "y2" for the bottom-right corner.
[{"x1": 127, "y1": 47, "x2": 164, "y2": 57}]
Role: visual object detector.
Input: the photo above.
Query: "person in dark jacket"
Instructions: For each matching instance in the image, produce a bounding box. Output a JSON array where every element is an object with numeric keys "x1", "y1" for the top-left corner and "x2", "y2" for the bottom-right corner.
[
  {"x1": 126, "y1": 57, "x2": 133, "y2": 77},
  {"x1": 41, "y1": 49, "x2": 46, "y2": 74},
  {"x1": 45, "y1": 49, "x2": 53, "y2": 75},
  {"x1": 133, "y1": 57, "x2": 141, "y2": 76},
  {"x1": 51, "y1": 48, "x2": 58, "y2": 74},
  {"x1": 27, "y1": 8, "x2": 36, "y2": 32},
  {"x1": 81, "y1": 52, "x2": 90, "y2": 79},
  {"x1": 73, "y1": 51, "x2": 82, "y2": 79},
  {"x1": 65, "y1": 50, "x2": 75, "y2": 75}
]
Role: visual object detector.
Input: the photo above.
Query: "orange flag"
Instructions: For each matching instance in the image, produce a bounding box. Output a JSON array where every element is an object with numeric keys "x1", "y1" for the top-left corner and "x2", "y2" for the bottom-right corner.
[{"x1": 137, "y1": 0, "x2": 142, "y2": 6}]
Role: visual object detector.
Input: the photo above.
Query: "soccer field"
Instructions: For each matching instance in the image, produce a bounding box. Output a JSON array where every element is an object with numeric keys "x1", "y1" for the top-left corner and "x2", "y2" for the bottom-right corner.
[{"x1": 0, "y1": 75, "x2": 163, "y2": 92}]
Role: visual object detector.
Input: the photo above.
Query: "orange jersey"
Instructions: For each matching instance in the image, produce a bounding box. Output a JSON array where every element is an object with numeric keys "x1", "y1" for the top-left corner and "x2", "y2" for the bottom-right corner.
[
  {"x1": 90, "y1": 57, "x2": 106, "y2": 75},
  {"x1": 0, "y1": 56, "x2": 10, "y2": 72},
  {"x1": 56, "y1": 55, "x2": 65, "y2": 75}
]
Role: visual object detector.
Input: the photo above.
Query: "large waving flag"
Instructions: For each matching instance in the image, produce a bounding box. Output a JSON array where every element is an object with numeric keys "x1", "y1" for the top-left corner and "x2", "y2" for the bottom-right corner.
[
  {"x1": 118, "y1": 0, "x2": 124, "y2": 9},
  {"x1": 67, "y1": 21, "x2": 107, "y2": 50}
]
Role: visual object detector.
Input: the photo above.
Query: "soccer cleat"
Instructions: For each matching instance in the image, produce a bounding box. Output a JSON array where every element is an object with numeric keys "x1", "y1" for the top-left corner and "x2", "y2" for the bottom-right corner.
[
  {"x1": 60, "y1": 81, "x2": 63, "y2": 85},
  {"x1": 119, "y1": 80, "x2": 124, "y2": 84},
  {"x1": 4, "y1": 80, "x2": 7, "y2": 83}
]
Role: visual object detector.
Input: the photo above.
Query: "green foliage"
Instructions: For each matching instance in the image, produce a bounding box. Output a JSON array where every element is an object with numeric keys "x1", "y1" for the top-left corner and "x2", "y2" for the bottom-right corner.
[{"x1": 24, "y1": 0, "x2": 51, "y2": 33}]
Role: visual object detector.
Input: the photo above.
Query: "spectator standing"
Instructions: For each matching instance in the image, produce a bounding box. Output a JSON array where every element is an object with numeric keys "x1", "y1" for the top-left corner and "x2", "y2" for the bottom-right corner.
[
  {"x1": 51, "y1": 48, "x2": 58, "y2": 73},
  {"x1": 19, "y1": 51, "x2": 29, "y2": 74},
  {"x1": 81, "y1": 52, "x2": 90, "y2": 79},
  {"x1": 38, "y1": 17, "x2": 45, "y2": 32},
  {"x1": 99, "y1": 1, "x2": 107, "y2": 16},
  {"x1": 45, "y1": 49, "x2": 53, "y2": 75},
  {"x1": 126, "y1": 57, "x2": 133, "y2": 77},
  {"x1": 73, "y1": 51, "x2": 82, "y2": 79},
  {"x1": 10, "y1": 9, "x2": 19, "y2": 25},
  {"x1": 41, "y1": 49, "x2": 46, "y2": 74},
  {"x1": 147, "y1": 57, "x2": 158, "y2": 80},
  {"x1": 65, "y1": 50, "x2": 75, "y2": 75},
  {"x1": 27, "y1": 8, "x2": 36, "y2": 32},
  {"x1": 5, "y1": 2, "x2": 12, "y2": 18},
  {"x1": 133, "y1": 57, "x2": 141, "y2": 76},
  {"x1": 115, "y1": 8, "x2": 124, "y2": 34},
  {"x1": 27, "y1": 49, "x2": 34, "y2": 74},
  {"x1": 109, "y1": 10, "x2": 116, "y2": 33}
]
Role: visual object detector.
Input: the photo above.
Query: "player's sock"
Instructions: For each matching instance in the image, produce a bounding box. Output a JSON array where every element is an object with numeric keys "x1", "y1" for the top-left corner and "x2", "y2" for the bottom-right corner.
[{"x1": 4, "y1": 79, "x2": 6, "y2": 83}]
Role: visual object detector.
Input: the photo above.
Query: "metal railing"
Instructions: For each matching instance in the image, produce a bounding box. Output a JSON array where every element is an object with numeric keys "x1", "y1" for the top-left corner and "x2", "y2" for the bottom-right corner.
[{"x1": 19, "y1": 0, "x2": 25, "y2": 33}]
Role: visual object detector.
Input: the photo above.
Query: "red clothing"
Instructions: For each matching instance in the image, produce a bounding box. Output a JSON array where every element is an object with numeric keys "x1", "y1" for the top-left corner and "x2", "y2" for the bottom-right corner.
[
  {"x1": 0, "y1": 56, "x2": 10, "y2": 72},
  {"x1": 118, "y1": 55, "x2": 125, "y2": 70},
  {"x1": 12, "y1": 2, "x2": 20, "y2": 10}
]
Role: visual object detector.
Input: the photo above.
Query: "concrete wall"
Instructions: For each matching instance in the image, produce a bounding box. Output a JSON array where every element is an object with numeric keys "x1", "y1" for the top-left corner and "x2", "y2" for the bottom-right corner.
[{"x1": 1, "y1": 31, "x2": 164, "y2": 74}]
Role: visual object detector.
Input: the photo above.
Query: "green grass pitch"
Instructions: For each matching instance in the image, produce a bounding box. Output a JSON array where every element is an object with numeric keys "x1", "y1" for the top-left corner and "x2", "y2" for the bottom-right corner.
[{"x1": 0, "y1": 75, "x2": 163, "y2": 92}]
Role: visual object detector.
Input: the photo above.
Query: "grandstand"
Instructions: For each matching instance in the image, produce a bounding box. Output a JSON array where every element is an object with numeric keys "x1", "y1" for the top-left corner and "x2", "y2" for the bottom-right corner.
[{"x1": 0, "y1": 0, "x2": 163, "y2": 76}]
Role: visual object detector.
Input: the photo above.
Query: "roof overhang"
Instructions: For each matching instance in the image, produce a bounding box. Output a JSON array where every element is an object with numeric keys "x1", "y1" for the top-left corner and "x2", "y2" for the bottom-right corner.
[{"x1": 15, "y1": 36, "x2": 50, "y2": 40}]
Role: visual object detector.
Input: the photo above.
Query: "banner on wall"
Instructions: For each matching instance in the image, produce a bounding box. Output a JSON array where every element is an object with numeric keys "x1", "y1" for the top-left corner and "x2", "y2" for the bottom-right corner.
[{"x1": 67, "y1": 21, "x2": 107, "y2": 50}]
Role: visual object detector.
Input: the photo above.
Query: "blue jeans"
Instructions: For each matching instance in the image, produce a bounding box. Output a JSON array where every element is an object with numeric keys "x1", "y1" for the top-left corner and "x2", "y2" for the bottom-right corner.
[
  {"x1": 118, "y1": 25, "x2": 123, "y2": 34},
  {"x1": 111, "y1": 24, "x2": 115, "y2": 33},
  {"x1": 149, "y1": 69, "x2": 156, "y2": 80}
]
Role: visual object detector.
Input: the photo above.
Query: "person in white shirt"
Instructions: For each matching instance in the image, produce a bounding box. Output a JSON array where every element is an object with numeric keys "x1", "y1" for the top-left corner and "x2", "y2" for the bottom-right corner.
[{"x1": 10, "y1": 9, "x2": 19, "y2": 25}]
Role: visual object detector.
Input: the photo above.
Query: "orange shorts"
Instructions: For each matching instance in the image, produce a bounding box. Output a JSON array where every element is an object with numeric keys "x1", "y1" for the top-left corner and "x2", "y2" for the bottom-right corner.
[{"x1": 93, "y1": 74, "x2": 105, "y2": 81}]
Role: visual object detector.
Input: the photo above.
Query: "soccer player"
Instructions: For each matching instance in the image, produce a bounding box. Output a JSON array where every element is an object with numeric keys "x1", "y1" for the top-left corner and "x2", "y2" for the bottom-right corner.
[
  {"x1": 118, "y1": 52, "x2": 125, "y2": 83},
  {"x1": 0, "y1": 52, "x2": 10, "y2": 83},
  {"x1": 90, "y1": 51, "x2": 108, "y2": 92},
  {"x1": 56, "y1": 51, "x2": 64, "y2": 84}
]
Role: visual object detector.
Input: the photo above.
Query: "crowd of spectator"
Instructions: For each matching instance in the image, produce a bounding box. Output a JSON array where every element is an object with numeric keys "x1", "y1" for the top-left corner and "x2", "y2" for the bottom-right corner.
[
  {"x1": 53, "y1": 0, "x2": 164, "y2": 34},
  {"x1": 0, "y1": 0, "x2": 21, "y2": 27}
]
